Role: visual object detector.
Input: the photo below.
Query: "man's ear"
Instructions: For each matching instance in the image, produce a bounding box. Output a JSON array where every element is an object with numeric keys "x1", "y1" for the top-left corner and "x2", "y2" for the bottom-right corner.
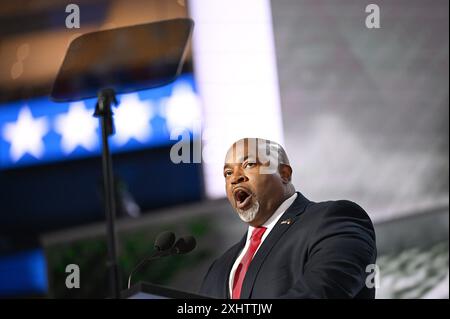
[{"x1": 279, "y1": 164, "x2": 292, "y2": 183}]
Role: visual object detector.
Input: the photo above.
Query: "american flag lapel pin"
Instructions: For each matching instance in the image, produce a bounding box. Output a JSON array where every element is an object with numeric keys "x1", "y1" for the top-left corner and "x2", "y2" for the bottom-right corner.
[{"x1": 280, "y1": 218, "x2": 292, "y2": 225}]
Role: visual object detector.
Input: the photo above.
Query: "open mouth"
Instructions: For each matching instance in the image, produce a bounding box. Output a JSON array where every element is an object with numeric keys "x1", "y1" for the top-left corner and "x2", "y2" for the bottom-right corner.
[{"x1": 233, "y1": 188, "x2": 253, "y2": 209}]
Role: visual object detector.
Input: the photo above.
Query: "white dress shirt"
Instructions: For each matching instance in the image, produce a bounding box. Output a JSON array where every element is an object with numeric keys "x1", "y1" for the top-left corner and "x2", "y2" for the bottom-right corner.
[{"x1": 228, "y1": 192, "x2": 298, "y2": 297}]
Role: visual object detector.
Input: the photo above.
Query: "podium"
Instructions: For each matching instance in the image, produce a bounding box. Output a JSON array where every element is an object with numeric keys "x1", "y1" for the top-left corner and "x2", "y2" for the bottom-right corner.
[{"x1": 121, "y1": 282, "x2": 211, "y2": 299}]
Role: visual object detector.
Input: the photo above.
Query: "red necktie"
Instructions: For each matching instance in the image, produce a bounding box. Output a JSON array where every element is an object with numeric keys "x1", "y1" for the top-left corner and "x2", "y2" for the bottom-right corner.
[{"x1": 232, "y1": 226, "x2": 267, "y2": 299}]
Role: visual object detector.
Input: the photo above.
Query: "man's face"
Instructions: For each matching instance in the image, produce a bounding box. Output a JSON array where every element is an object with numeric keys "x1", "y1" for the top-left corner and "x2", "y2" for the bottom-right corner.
[{"x1": 223, "y1": 139, "x2": 286, "y2": 226}]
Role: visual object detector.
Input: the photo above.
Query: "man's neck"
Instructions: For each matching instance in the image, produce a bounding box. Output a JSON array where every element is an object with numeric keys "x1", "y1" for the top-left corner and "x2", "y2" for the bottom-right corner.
[{"x1": 249, "y1": 191, "x2": 297, "y2": 227}]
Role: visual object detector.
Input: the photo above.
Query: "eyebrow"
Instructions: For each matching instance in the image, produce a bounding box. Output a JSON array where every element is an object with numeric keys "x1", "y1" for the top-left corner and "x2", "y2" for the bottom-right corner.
[{"x1": 223, "y1": 155, "x2": 250, "y2": 170}]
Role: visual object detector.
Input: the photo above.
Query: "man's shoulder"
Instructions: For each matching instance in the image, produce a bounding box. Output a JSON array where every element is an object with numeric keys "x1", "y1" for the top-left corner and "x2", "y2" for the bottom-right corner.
[
  {"x1": 298, "y1": 198, "x2": 376, "y2": 243},
  {"x1": 303, "y1": 198, "x2": 371, "y2": 220},
  {"x1": 292, "y1": 197, "x2": 375, "y2": 238}
]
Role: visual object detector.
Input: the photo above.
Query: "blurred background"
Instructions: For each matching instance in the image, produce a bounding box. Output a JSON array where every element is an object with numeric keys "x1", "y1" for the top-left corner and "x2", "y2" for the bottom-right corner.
[{"x1": 0, "y1": 0, "x2": 448, "y2": 298}]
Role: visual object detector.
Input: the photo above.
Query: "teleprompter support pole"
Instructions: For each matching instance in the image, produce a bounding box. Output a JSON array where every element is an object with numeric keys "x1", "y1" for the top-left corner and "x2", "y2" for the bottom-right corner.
[{"x1": 94, "y1": 88, "x2": 121, "y2": 299}]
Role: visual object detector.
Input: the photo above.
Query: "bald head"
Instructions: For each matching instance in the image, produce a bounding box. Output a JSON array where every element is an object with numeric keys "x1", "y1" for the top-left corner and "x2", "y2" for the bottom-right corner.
[{"x1": 225, "y1": 137, "x2": 292, "y2": 177}]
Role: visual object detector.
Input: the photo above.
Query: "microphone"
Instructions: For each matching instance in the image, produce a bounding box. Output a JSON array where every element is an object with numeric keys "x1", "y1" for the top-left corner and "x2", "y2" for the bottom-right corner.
[
  {"x1": 172, "y1": 236, "x2": 196, "y2": 255},
  {"x1": 154, "y1": 235, "x2": 197, "y2": 259},
  {"x1": 126, "y1": 233, "x2": 197, "y2": 289},
  {"x1": 153, "y1": 231, "x2": 176, "y2": 256},
  {"x1": 127, "y1": 231, "x2": 175, "y2": 289}
]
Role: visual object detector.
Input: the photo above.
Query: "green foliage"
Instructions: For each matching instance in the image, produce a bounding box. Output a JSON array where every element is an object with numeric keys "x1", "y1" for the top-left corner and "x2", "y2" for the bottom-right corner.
[{"x1": 46, "y1": 216, "x2": 215, "y2": 298}]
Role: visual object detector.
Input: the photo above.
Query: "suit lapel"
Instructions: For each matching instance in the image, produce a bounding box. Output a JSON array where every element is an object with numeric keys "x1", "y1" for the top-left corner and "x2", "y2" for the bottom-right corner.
[{"x1": 239, "y1": 192, "x2": 310, "y2": 299}]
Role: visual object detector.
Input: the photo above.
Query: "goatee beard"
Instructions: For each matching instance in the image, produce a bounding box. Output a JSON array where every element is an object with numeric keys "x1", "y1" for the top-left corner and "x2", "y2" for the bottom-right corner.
[{"x1": 237, "y1": 200, "x2": 260, "y2": 223}]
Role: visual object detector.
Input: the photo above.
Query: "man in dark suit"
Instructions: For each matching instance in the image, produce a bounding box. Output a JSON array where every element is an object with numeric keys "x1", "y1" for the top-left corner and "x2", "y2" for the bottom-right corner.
[{"x1": 200, "y1": 138, "x2": 377, "y2": 299}]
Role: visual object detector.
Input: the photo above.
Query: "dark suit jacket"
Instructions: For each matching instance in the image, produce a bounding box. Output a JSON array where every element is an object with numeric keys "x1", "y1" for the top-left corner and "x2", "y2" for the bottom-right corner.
[{"x1": 199, "y1": 192, "x2": 377, "y2": 299}]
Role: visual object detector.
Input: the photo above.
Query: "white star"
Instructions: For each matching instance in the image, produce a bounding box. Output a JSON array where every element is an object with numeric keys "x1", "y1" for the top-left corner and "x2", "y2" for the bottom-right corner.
[
  {"x1": 2, "y1": 106, "x2": 49, "y2": 162},
  {"x1": 113, "y1": 93, "x2": 154, "y2": 145},
  {"x1": 163, "y1": 82, "x2": 202, "y2": 134},
  {"x1": 55, "y1": 101, "x2": 98, "y2": 154}
]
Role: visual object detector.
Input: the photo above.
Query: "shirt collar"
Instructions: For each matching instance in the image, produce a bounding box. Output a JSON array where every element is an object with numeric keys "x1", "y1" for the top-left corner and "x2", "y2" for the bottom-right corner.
[{"x1": 247, "y1": 192, "x2": 298, "y2": 240}]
